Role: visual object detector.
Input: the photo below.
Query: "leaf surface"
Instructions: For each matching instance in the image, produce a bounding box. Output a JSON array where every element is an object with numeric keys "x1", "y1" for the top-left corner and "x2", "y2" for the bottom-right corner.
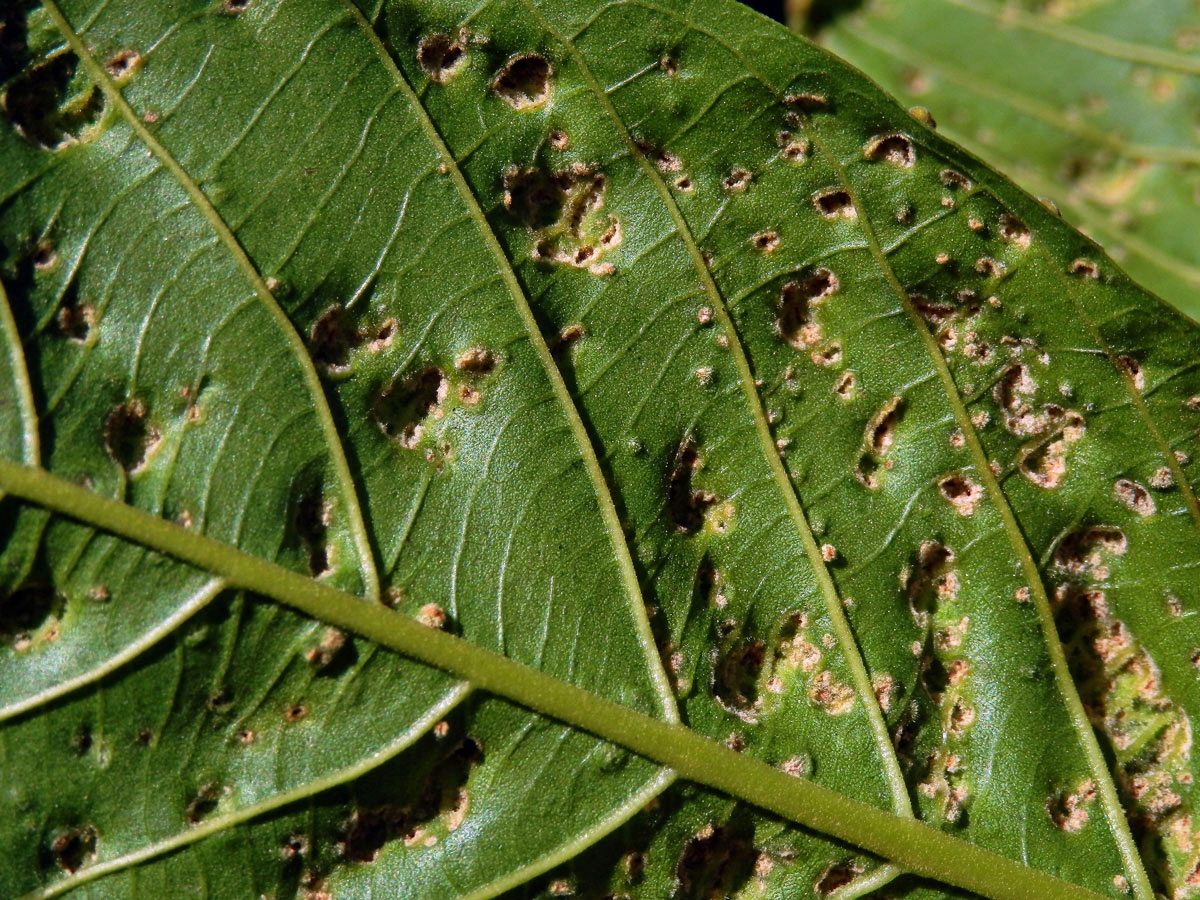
[
  {"x1": 814, "y1": 0, "x2": 1200, "y2": 320},
  {"x1": 1, "y1": 2, "x2": 1199, "y2": 900}
]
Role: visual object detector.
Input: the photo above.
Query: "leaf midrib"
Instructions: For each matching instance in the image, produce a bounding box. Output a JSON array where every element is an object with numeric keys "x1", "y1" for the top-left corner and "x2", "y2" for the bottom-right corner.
[{"x1": 0, "y1": 457, "x2": 1111, "y2": 900}]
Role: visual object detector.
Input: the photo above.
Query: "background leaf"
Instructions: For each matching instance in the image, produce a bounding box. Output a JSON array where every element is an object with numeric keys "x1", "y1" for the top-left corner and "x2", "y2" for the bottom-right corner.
[
  {"x1": 811, "y1": 0, "x2": 1200, "y2": 320},
  {"x1": 2, "y1": 2, "x2": 1200, "y2": 900}
]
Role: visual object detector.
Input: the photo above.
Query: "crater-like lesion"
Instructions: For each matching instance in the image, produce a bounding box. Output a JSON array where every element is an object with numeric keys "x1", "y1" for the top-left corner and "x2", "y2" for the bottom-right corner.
[{"x1": 504, "y1": 163, "x2": 621, "y2": 272}]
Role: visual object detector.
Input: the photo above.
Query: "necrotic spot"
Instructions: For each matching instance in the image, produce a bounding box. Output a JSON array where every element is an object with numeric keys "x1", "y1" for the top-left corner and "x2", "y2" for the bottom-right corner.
[
  {"x1": 492, "y1": 54, "x2": 552, "y2": 109},
  {"x1": 813, "y1": 189, "x2": 855, "y2": 219},
  {"x1": 104, "y1": 398, "x2": 160, "y2": 473},
  {"x1": 418, "y1": 33, "x2": 466, "y2": 83},
  {"x1": 372, "y1": 367, "x2": 447, "y2": 449},
  {"x1": 864, "y1": 133, "x2": 915, "y2": 167},
  {"x1": 3, "y1": 50, "x2": 106, "y2": 149}
]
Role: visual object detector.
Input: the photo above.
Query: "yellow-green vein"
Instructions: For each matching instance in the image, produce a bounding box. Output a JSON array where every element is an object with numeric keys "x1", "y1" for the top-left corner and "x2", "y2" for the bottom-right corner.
[
  {"x1": 21, "y1": 674, "x2": 472, "y2": 900},
  {"x1": 523, "y1": 0, "x2": 916, "y2": 826},
  {"x1": 336, "y1": 0, "x2": 680, "y2": 723},
  {"x1": 0, "y1": 278, "x2": 39, "y2": 466},
  {"x1": 41, "y1": 0, "x2": 381, "y2": 604},
  {"x1": 796, "y1": 105, "x2": 1157, "y2": 900}
]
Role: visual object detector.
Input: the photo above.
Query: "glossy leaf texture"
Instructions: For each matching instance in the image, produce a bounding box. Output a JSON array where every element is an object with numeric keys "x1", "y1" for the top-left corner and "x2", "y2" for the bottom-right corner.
[
  {"x1": 0, "y1": 2, "x2": 1199, "y2": 900},
  {"x1": 813, "y1": 0, "x2": 1200, "y2": 321}
]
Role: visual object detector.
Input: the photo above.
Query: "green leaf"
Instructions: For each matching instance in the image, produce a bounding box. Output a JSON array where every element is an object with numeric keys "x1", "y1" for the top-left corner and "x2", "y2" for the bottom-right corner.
[
  {"x1": 0, "y1": 2, "x2": 1198, "y2": 900},
  {"x1": 812, "y1": 0, "x2": 1200, "y2": 321}
]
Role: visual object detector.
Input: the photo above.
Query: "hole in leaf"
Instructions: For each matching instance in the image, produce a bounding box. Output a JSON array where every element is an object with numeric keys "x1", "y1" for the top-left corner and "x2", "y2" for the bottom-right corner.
[
  {"x1": 492, "y1": 54, "x2": 552, "y2": 110},
  {"x1": 186, "y1": 783, "x2": 221, "y2": 825},
  {"x1": 372, "y1": 367, "x2": 447, "y2": 449},
  {"x1": 668, "y1": 437, "x2": 716, "y2": 535},
  {"x1": 713, "y1": 638, "x2": 765, "y2": 720},
  {"x1": 104, "y1": 398, "x2": 160, "y2": 473},
  {"x1": 1054, "y1": 526, "x2": 1126, "y2": 575},
  {"x1": 938, "y1": 472, "x2": 982, "y2": 516},
  {"x1": 776, "y1": 268, "x2": 837, "y2": 350},
  {"x1": 294, "y1": 488, "x2": 332, "y2": 578},
  {"x1": 3, "y1": 50, "x2": 107, "y2": 149},
  {"x1": 864, "y1": 133, "x2": 915, "y2": 167},
  {"x1": 43, "y1": 825, "x2": 98, "y2": 874},
  {"x1": 815, "y1": 860, "x2": 864, "y2": 896},
  {"x1": 418, "y1": 33, "x2": 466, "y2": 83},
  {"x1": 1, "y1": 583, "x2": 62, "y2": 647},
  {"x1": 673, "y1": 823, "x2": 758, "y2": 900},
  {"x1": 813, "y1": 189, "x2": 855, "y2": 219}
]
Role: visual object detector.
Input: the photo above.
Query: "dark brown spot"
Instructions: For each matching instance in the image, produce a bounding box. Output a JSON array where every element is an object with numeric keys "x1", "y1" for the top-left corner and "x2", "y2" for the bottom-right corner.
[
  {"x1": 998, "y1": 213, "x2": 1031, "y2": 249},
  {"x1": 813, "y1": 189, "x2": 855, "y2": 219},
  {"x1": 668, "y1": 437, "x2": 716, "y2": 534},
  {"x1": 492, "y1": 54, "x2": 552, "y2": 110},
  {"x1": 1069, "y1": 258, "x2": 1100, "y2": 279},
  {"x1": 864, "y1": 133, "x2": 915, "y2": 167},
  {"x1": 104, "y1": 397, "x2": 160, "y2": 473},
  {"x1": 552, "y1": 323, "x2": 584, "y2": 356},
  {"x1": 910, "y1": 293, "x2": 957, "y2": 324},
  {"x1": 723, "y1": 168, "x2": 751, "y2": 192},
  {"x1": 1114, "y1": 479, "x2": 1155, "y2": 517},
  {"x1": 1116, "y1": 355, "x2": 1144, "y2": 390},
  {"x1": 776, "y1": 268, "x2": 838, "y2": 350},
  {"x1": 455, "y1": 347, "x2": 497, "y2": 374},
  {"x1": 45, "y1": 825, "x2": 97, "y2": 874},
  {"x1": 372, "y1": 367, "x2": 447, "y2": 449},
  {"x1": 786, "y1": 92, "x2": 828, "y2": 110},
  {"x1": 417, "y1": 33, "x2": 466, "y2": 83},
  {"x1": 3, "y1": 50, "x2": 106, "y2": 149}
]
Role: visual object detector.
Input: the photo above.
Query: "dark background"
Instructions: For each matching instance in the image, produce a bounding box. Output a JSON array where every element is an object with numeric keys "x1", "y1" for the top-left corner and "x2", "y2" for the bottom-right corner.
[
  {"x1": 745, "y1": 0, "x2": 786, "y2": 19},
  {"x1": 736, "y1": 1, "x2": 857, "y2": 32}
]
